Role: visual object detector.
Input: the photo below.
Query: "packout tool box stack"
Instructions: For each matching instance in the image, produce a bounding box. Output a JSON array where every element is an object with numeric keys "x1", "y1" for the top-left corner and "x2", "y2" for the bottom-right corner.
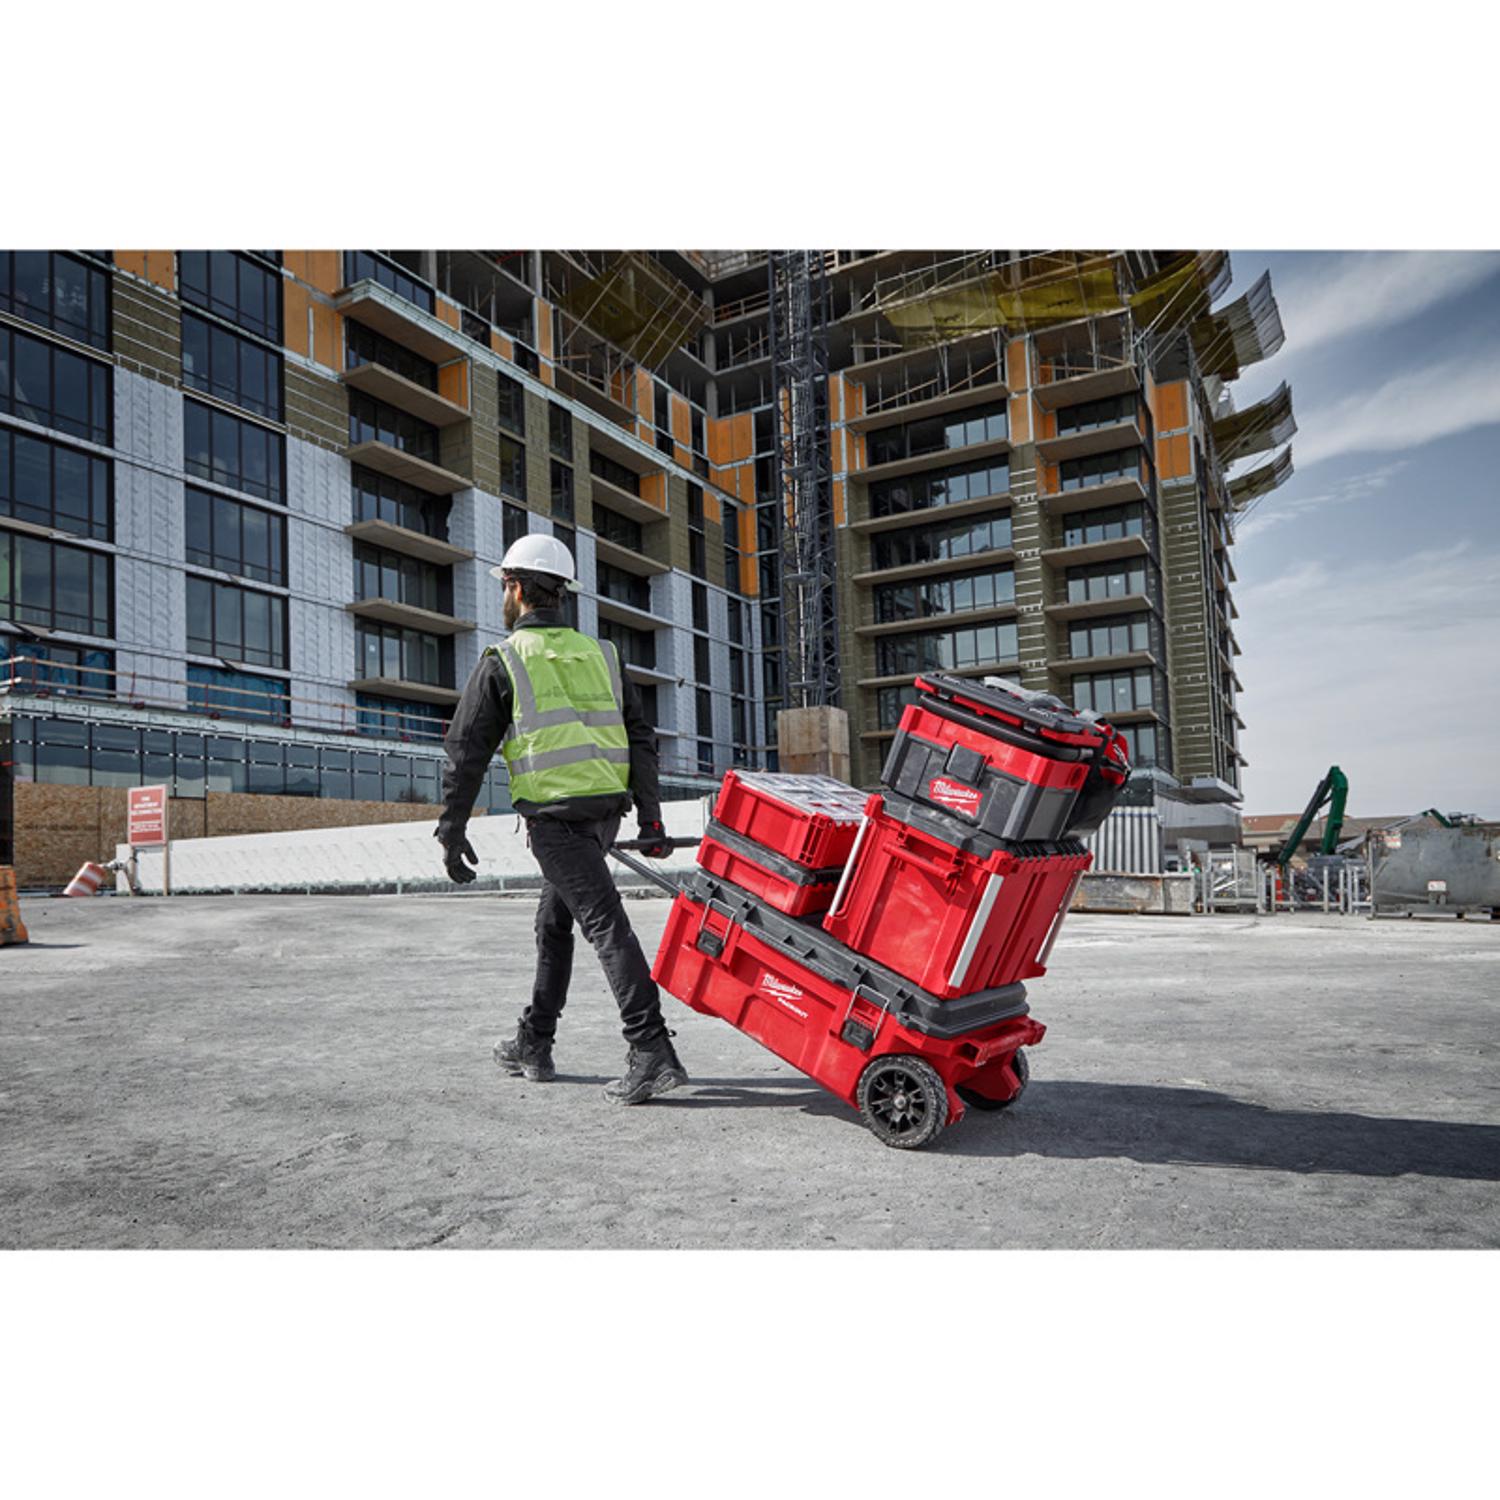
[{"x1": 644, "y1": 678, "x2": 1131, "y2": 1149}]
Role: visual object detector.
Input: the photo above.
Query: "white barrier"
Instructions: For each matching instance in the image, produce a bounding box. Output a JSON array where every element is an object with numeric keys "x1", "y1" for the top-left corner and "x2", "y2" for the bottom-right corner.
[{"x1": 115, "y1": 801, "x2": 710, "y2": 896}]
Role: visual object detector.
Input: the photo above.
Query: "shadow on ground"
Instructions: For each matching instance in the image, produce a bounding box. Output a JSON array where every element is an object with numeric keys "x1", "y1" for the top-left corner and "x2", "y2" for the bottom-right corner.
[{"x1": 666, "y1": 1076, "x2": 1500, "y2": 1180}]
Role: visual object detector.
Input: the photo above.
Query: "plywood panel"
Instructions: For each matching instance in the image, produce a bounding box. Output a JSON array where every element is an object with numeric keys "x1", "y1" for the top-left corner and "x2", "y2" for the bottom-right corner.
[{"x1": 438, "y1": 360, "x2": 470, "y2": 409}]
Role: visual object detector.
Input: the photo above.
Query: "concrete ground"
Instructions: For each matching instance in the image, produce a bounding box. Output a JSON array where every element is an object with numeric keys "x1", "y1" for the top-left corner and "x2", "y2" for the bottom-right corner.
[{"x1": 2, "y1": 892, "x2": 1497, "y2": 1249}]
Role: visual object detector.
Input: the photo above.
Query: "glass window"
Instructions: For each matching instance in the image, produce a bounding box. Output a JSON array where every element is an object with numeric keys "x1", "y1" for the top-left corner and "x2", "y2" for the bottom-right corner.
[
  {"x1": 184, "y1": 486, "x2": 285, "y2": 584},
  {"x1": 1060, "y1": 448, "x2": 1141, "y2": 492},
  {"x1": 870, "y1": 455, "x2": 1008, "y2": 520},
  {"x1": 549, "y1": 404, "x2": 572, "y2": 459},
  {"x1": 179, "y1": 251, "x2": 282, "y2": 342},
  {"x1": 867, "y1": 400, "x2": 1007, "y2": 467},
  {"x1": 351, "y1": 464, "x2": 448, "y2": 537},
  {"x1": 589, "y1": 450, "x2": 640, "y2": 497},
  {"x1": 499, "y1": 435, "x2": 526, "y2": 501},
  {"x1": 1062, "y1": 503, "x2": 1147, "y2": 549},
  {"x1": 348, "y1": 391, "x2": 438, "y2": 462},
  {"x1": 593, "y1": 504, "x2": 642, "y2": 554},
  {"x1": 875, "y1": 620, "x2": 1019, "y2": 678},
  {"x1": 344, "y1": 319, "x2": 437, "y2": 389},
  {"x1": 1055, "y1": 393, "x2": 1136, "y2": 437},
  {"x1": 874, "y1": 563, "x2": 1015, "y2": 624},
  {"x1": 186, "y1": 664, "x2": 288, "y2": 725},
  {"x1": 342, "y1": 252, "x2": 434, "y2": 313},
  {"x1": 6, "y1": 641, "x2": 114, "y2": 698},
  {"x1": 596, "y1": 615, "x2": 655, "y2": 670},
  {"x1": 1067, "y1": 612, "x2": 1156, "y2": 662},
  {"x1": 497, "y1": 374, "x2": 526, "y2": 433},
  {"x1": 597, "y1": 561, "x2": 650, "y2": 613},
  {"x1": 550, "y1": 460, "x2": 574, "y2": 522},
  {"x1": 694, "y1": 635, "x2": 712, "y2": 684},
  {"x1": 180, "y1": 312, "x2": 283, "y2": 422},
  {"x1": 353, "y1": 541, "x2": 442, "y2": 613},
  {"x1": 871, "y1": 511, "x2": 1012, "y2": 572},
  {"x1": 0, "y1": 325, "x2": 111, "y2": 446},
  {"x1": 353, "y1": 621, "x2": 448, "y2": 687},
  {"x1": 0, "y1": 427, "x2": 111, "y2": 540},
  {"x1": 1064, "y1": 558, "x2": 1152, "y2": 605},
  {"x1": 0, "y1": 252, "x2": 111, "y2": 351},
  {"x1": 0, "y1": 531, "x2": 111, "y2": 635},
  {"x1": 185, "y1": 576, "x2": 288, "y2": 668},
  {"x1": 183, "y1": 398, "x2": 284, "y2": 503},
  {"x1": 692, "y1": 582, "x2": 708, "y2": 632},
  {"x1": 502, "y1": 499, "x2": 529, "y2": 550},
  {"x1": 355, "y1": 692, "x2": 448, "y2": 744}
]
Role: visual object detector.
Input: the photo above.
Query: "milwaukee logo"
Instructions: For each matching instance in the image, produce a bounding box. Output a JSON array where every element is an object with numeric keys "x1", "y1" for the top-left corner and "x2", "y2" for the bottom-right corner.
[
  {"x1": 928, "y1": 776, "x2": 983, "y2": 818},
  {"x1": 759, "y1": 974, "x2": 808, "y2": 1018}
]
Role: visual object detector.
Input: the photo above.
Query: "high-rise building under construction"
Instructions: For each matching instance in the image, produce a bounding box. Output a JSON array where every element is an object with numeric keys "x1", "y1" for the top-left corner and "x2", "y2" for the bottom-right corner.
[{"x1": 0, "y1": 250, "x2": 1292, "y2": 881}]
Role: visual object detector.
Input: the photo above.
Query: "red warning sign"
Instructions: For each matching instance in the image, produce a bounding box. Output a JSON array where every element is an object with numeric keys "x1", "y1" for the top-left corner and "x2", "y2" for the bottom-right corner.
[{"x1": 127, "y1": 785, "x2": 169, "y2": 847}]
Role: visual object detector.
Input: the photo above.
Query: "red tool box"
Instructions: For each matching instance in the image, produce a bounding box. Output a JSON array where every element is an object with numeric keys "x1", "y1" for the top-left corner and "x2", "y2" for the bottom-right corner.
[
  {"x1": 695, "y1": 818, "x2": 844, "y2": 917},
  {"x1": 652, "y1": 869, "x2": 1046, "y2": 1149},
  {"x1": 711, "y1": 770, "x2": 869, "y2": 870},
  {"x1": 880, "y1": 673, "x2": 1130, "y2": 842},
  {"x1": 822, "y1": 791, "x2": 1092, "y2": 999}
]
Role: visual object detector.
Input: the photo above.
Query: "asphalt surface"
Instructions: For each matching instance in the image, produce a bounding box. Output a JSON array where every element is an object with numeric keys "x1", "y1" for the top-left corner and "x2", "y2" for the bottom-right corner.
[{"x1": 2, "y1": 892, "x2": 1497, "y2": 1249}]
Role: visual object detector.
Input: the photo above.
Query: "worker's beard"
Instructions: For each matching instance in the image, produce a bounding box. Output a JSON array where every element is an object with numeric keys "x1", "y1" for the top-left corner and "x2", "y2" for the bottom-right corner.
[{"x1": 502, "y1": 589, "x2": 522, "y2": 630}]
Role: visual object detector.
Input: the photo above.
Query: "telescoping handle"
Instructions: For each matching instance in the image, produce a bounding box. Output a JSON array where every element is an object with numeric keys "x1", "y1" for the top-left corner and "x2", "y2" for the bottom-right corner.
[{"x1": 606, "y1": 837, "x2": 701, "y2": 897}]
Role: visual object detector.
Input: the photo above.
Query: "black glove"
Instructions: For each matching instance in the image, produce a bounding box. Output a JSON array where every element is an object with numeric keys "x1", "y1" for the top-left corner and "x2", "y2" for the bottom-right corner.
[
  {"x1": 638, "y1": 819, "x2": 671, "y2": 859},
  {"x1": 437, "y1": 829, "x2": 479, "y2": 884}
]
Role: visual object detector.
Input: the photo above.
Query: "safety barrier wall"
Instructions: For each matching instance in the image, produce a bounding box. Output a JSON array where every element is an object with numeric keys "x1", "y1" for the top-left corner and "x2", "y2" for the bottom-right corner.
[{"x1": 115, "y1": 801, "x2": 709, "y2": 896}]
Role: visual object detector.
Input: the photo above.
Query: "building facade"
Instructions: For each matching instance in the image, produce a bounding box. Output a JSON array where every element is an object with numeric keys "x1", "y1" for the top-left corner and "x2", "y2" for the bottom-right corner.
[{"x1": 1, "y1": 250, "x2": 1290, "y2": 878}]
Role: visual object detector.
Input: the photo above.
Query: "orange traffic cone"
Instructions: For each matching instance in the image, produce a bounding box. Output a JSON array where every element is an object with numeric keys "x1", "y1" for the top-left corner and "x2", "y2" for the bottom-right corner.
[
  {"x1": 63, "y1": 861, "x2": 109, "y2": 898},
  {"x1": 0, "y1": 866, "x2": 28, "y2": 945}
]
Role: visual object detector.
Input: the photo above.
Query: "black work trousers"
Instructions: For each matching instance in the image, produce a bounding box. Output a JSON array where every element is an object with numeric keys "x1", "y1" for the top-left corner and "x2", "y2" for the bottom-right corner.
[{"x1": 520, "y1": 813, "x2": 668, "y2": 1048}]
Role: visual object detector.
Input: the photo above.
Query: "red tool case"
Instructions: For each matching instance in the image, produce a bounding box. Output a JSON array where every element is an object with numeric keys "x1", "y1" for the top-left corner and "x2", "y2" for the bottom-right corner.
[
  {"x1": 711, "y1": 770, "x2": 869, "y2": 870},
  {"x1": 822, "y1": 791, "x2": 1092, "y2": 999},
  {"x1": 881, "y1": 673, "x2": 1130, "y2": 842},
  {"x1": 695, "y1": 818, "x2": 844, "y2": 917},
  {"x1": 652, "y1": 869, "x2": 1046, "y2": 1148}
]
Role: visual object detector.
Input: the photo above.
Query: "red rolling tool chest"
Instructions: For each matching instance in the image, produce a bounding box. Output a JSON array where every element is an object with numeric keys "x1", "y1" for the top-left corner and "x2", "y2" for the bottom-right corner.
[
  {"x1": 652, "y1": 869, "x2": 1045, "y2": 1149},
  {"x1": 822, "y1": 792, "x2": 1092, "y2": 999},
  {"x1": 880, "y1": 673, "x2": 1130, "y2": 842}
]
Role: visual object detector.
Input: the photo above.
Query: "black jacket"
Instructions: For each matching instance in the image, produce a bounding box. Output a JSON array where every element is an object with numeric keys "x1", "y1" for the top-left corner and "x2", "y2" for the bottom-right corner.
[{"x1": 437, "y1": 608, "x2": 662, "y2": 841}]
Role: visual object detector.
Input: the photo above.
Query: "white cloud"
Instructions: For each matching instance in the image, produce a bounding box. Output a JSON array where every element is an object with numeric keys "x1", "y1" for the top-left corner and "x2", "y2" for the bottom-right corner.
[
  {"x1": 1233, "y1": 460, "x2": 1406, "y2": 544},
  {"x1": 1272, "y1": 252, "x2": 1499, "y2": 356},
  {"x1": 1292, "y1": 349, "x2": 1500, "y2": 468},
  {"x1": 1235, "y1": 544, "x2": 1500, "y2": 816}
]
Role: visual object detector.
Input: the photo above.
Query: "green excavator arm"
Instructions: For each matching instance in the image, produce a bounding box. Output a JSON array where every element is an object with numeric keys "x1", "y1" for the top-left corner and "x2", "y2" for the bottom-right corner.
[{"x1": 1276, "y1": 765, "x2": 1348, "y2": 867}]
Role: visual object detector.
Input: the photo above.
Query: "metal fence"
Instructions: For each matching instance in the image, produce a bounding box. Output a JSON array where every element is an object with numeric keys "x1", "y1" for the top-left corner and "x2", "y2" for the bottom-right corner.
[{"x1": 1083, "y1": 806, "x2": 1163, "y2": 875}]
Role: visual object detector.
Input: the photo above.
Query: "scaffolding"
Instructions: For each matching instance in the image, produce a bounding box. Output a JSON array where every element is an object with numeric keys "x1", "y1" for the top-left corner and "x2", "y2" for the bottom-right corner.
[
  {"x1": 768, "y1": 250, "x2": 840, "y2": 709},
  {"x1": 549, "y1": 251, "x2": 709, "y2": 372},
  {"x1": 1189, "y1": 270, "x2": 1286, "y2": 382},
  {"x1": 1211, "y1": 380, "x2": 1298, "y2": 465}
]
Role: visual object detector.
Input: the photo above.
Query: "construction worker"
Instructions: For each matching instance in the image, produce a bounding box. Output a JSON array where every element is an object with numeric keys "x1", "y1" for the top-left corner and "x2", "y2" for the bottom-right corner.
[{"x1": 435, "y1": 533, "x2": 688, "y2": 1105}]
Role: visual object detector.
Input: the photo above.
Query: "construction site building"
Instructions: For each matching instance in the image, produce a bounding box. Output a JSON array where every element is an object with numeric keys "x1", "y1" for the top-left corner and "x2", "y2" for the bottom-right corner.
[{"x1": 1, "y1": 250, "x2": 1292, "y2": 882}]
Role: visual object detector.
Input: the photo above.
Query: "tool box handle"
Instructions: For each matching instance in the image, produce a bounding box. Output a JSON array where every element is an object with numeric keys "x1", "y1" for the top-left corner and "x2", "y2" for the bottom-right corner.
[
  {"x1": 888, "y1": 825, "x2": 962, "y2": 880},
  {"x1": 606, "y1": 837, "x2": 699, "y2": 896}
]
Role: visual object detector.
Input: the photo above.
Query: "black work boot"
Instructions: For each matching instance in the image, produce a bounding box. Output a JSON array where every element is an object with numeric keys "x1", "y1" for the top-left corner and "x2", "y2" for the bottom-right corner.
[
  {"x1": 604, "y1": 1030, "x2": 687, "y2": 1105},
  {"x1": 494, "y1": 1023, "x2": 556, "y2": 1083}
]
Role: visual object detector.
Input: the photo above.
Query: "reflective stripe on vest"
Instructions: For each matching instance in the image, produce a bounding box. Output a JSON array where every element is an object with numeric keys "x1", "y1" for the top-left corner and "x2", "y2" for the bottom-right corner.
[{"x1": 489, "y1": 628, "x2": 631, "y2": 806}]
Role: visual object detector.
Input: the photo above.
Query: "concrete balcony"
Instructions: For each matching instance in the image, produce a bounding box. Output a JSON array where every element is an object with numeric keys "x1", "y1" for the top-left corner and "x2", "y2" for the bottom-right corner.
[
  {"x1": 852, "y1": 544, "x2": 1016, "y2": 587},
  {"x1": 624, "y1": 662, "x2": 677, "y2": 689},
  {"x1": 588, "y1": 473, "x2": 669, "y2": 527},
  {"x1": 845, "y1": 376, "x2": 1009, "y2": 434},
  {"x1": 1048, "y1": 647, "x2": 1159, "y2": 674},
  {"x1": 1040, "y1": 469, "x2": 1149, "y2": 515},
  {"x1": 1038, "y1": 533, "x2": 1151, "y2": 569},
  {"x1": 594, "y1": 534, "x2": 670, "y2": 577},
  {"x1": 595, "y1": 594, "x2": 671, "y2": 633},
  {"x1": 343, "y1": 519, "x2": 474, "y2": 567},
  {"x1": 856, "y1": 433, "x2": 1010, "y2": 486},
  {"x1": 1044, "y1": 591, "x2": 1155, "y2": 623},
  {"x1": 855, "y1": 601, "x2": 1020, "y2": 639},
  {"x1": 336, "y1": 281, "x2": 459, "y2": 364},
  {"x1": 346, "y1": 599, "x2": 476, "y2": 637},
  {"x1": 856, "y1": 660, "x2": 1021, "y2": 692},
  {"x1": 1035, "y1": 414, "x2": 1147, "y2": 465},
  {"x1": 346, "y1": 676, "x2": 461, "y2": 707},
  {"x1": 850, "y1": 488, "x2": 1013, "y2": 535},
  {"x1": 345, "y1": 440, "x2": 471, "y2": 496},
  {"x1": 341, "y1": 362, "x2": 470, "y2": 428}
]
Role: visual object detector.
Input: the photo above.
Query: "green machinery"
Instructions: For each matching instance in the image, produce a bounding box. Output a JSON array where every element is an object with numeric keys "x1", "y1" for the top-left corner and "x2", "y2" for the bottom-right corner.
[{"x1": 1276, "y1": 765, "x2": 1349, "y2": 868}]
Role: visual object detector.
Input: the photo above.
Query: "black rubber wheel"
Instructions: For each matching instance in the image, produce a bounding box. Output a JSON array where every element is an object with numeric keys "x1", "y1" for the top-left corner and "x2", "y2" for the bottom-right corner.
[
  {"x1": 856, "y1": 1055, "x2": 948, "y2": 1149},
  {"x1": 956, "y1": 1048, "x2": 1030, "y2": 1113}
]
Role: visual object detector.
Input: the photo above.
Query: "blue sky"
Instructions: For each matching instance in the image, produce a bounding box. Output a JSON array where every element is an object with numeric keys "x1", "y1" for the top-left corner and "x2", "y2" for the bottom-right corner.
[{"x1": 1218, "y1": 252, "x2": 1500, "y2": 818}]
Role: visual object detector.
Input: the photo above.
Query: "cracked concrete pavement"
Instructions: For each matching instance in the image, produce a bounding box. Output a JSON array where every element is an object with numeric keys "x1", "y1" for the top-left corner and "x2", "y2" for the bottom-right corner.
[{"x1": 2, "y1": 893, "x2": 1497, "y2": 1248}]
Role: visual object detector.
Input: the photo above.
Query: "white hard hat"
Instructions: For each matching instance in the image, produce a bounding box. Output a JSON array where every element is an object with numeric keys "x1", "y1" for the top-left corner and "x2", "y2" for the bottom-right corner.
[{"x1": 490, "y1": 532, "x2": 579, "y2": 591}]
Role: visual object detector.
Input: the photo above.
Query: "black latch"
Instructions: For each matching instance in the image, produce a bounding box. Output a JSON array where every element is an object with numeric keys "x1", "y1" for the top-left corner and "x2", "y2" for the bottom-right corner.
[
  {"x1": 840, "y1": 1018, "x2": 875, "y2": 1052},
  {"x1": 945, "y1": 743, "x2": 986, "y2": 785},
  {"x1": 695, "y1": 929, "x2": 725, "y2": 959}
]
